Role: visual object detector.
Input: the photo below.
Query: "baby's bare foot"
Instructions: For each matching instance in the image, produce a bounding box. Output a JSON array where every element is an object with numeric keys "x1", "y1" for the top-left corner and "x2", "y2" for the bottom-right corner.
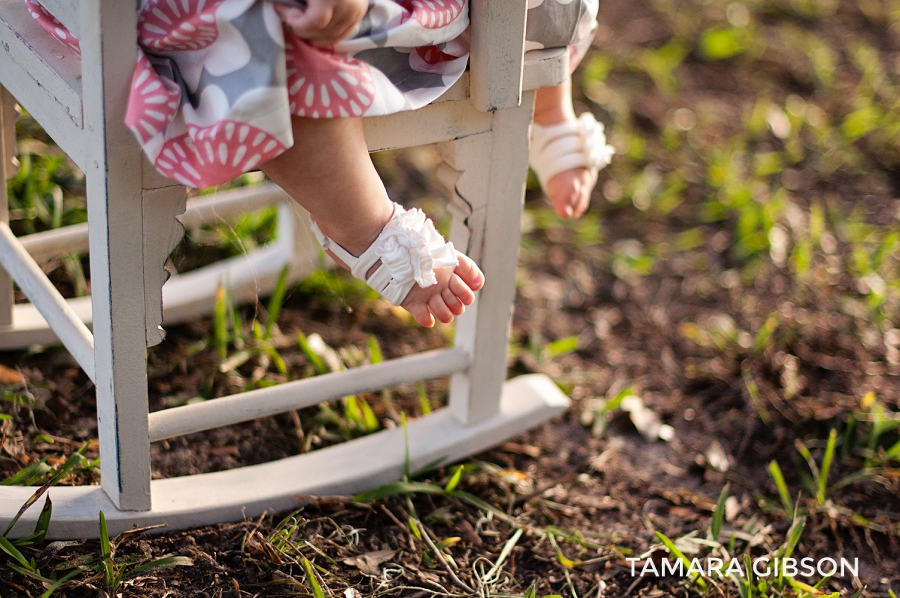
[
  {"x1": 313, "y1": 203, "x2": 484, "y2": 328},
  {"x1": 545, "y1": 167, "x2": 594, "y2": 219},
  {"x1": 401, "y1": 252, "x2": 483, "y2": 327}
]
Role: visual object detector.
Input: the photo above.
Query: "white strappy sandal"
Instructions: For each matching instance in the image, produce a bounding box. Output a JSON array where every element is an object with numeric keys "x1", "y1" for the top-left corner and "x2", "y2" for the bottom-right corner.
[
  {"x1": 309, "y1": 203, "x2": 459, "y2": 306},
  {"x1": 529, "y1": 112, "x2": 615, "y2": 194}
]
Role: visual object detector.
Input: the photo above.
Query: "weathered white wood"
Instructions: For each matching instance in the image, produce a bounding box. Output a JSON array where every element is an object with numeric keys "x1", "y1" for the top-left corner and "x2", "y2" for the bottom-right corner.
[
  {"x1": 17, "y1": 184, "x2": 287, "y2": 261},
  {"x1": 469, "y1": 0, "x2": 526, "y2": 111},
  {"x1": 522, "y1": 48, "x2": 569, "y2": 91},
  {"x1": 0, "y1": 0, "x2": 84, "y2": 171},
  {"x1": 179, "y1": 184, "x2": 288, "y2": 228},
  {"x1": 0, "y1": 240, "x2": 316, "y2": 348},
  {"x1": 0, "y1": 86, "x2": 13, "y2": 329},
  {"x1": 141, "y1": 153, "x2": 181, "y2": 191},
  {"x1": 0, "y1": 296, "x2": 90, "y2": 349},
  {"x1": 0, "y1": 226, "x2": 325, "y2": 350},
  {"x1": 0, "y1": 223, "x2": 95, "y2": 377},
  {"x1": 364, "y1": 98, "x2": 492, "y2": 152},
  {"x1": 149, "y1": 348, "x2": 470, "y2": 441},
  {"x1": 80, "y1": 0, "x2": 151, "y2": 511},
  {"x1": 446, "y1": 93, "x2": 537, "y2": 425},
  {"x1": 435, "y1": 132, "x2": 492, "y2": 263},
  {"x1": 1, "y1": 85, "x2": 16, "y2": 180},
  {"x1": 142, "y1": 186, "x2": 187, "y2": 347},
  {"x1": 35, "y1": 0, "x2": 80, "y2": 40},
  {"x1": 0, "y1": 0, "x2": 569, "y2": 527},
  {"x1": 1, "y1": 374, "x2": 569, "y2": 540},
  {"x1": 16, "y1": 222, "x2": 89, "y2": 262}
]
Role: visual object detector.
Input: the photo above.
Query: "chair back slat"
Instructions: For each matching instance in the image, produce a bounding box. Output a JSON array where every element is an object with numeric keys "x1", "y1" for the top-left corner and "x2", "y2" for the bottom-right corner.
[
  {"x1": 468, "y1": 0, "x2": 526, "y2": 112},
  {"x1": 34, "y1": 0, "x2": 79, "y2": 38}
]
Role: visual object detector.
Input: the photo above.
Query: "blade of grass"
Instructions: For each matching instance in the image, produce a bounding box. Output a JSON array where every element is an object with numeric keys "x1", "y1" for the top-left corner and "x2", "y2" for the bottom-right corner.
[
  {"x1": 817, "y1": 429, "x2": 837, "y2": 505},
  {"x1": 353, "y1": 481, "x2": 447, "y2": 503},
  {"x1": 443, "y1": 465, "x2": 464, "y2": 493},
  {"x1": 297, "y1": 330, "x2": 328, "y2": 375},
  {"x1": 418, "y1": 381, "x2": 431, "y2": 415},
  {"x1": 368, "y1": 335, "x2": 383, "y2": 364},
  {"x1": 39, "y1": 568, "x2": 82, "y2": 598},
  {"x1": 401, "y1": 413, "x2": 410, "y2": 479},
  {"x1": 4, "y1": 443, "x2": 89, "y2": 537},
  {"x1": 767, "y1": 460, "x2": 793, "y2": 514},
  {"x1": 655, "y1": 531, "x2": 706, "y2": 590},
  {"x1": 264, "y1": 265, "x2": 290, "y2": 338},
  {"x1": 302, "y1": 556, "x2": 326, "y2": 598},
  {"x1": 0, "y1": 535, "x2": 32, "y2": 569},
  {"x1": 709, "y1": 484, "x2": 729, "y2": 542},
  {"x1": 213, "y1": 284, "x2": 229, "y2": 361},
  {"x1": 359, "y1": 397, "x2": 379, "y2": 432}
]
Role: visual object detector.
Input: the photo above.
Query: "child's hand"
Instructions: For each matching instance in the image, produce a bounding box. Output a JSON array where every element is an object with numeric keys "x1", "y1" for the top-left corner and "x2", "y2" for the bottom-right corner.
[{"x1": 275, "y1": 0, "x2": 368, "y2": 46}]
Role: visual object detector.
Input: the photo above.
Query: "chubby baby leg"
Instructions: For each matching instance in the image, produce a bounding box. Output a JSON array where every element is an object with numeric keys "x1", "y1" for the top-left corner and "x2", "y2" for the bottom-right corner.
[{"x1": 260, "y1": 115, "x2": 483, "y2": 327}]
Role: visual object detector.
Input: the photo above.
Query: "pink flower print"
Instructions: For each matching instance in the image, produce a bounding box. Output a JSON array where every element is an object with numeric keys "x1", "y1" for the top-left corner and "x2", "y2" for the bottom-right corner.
[
  {"x1": 26, "y1": 0, "x2": 80, "y2": 55},
  {"x1": 125, "y1": 53, "x2": 181, "y2": 145},
  {"x1": 400, "y1": 0, "x2": 465, "y2": 29},
  {"x1": 415, "y1": 45, "x2": 457, "y2": 67},
  {"x1": 138, "y1": 0, "x2": 223, "y2": 52},
  {"x1": 154, "y1": 122, "x2": 286, "y2": 188},
  {"x1": 285, "y1": 38, "x2": 375, "y2": 118}
]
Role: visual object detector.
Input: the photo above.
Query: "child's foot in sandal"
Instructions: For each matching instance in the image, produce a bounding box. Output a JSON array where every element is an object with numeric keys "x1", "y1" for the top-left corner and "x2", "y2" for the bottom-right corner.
[
  {"x1": 530, "y1": 113, "x2": 615, "y2": 219},
  {"x1": 311, "y1": 203, "x2": 484, "y2": 328},
  {"x1": 531, "y1": 79, "x2": 615, "y2": 218},
  {"x1": 399, "y1": 251, "x2": 483, "y2": 327}
]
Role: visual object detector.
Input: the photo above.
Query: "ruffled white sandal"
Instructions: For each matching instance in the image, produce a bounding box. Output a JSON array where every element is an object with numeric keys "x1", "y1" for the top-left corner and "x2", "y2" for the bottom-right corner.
[
  {"x1": 309, "y1": 202, "x2": 459, "y2": 306},
  {"x1": 529, "y1": 112, "x2": 615, "y2": 193}
]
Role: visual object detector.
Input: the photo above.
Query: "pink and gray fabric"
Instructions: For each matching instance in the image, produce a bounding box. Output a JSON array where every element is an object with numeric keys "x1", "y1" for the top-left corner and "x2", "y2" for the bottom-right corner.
[{"x1": 27, "y1": 0, "x2": 597, "y2": 188}]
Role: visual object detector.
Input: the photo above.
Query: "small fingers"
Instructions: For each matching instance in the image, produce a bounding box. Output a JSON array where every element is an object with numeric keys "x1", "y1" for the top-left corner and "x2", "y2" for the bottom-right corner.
[
  {"x1": 275, "y1": 3, "x2": 332, "y2": 34},
  {"x1": 276, "y1": 0, "x2": 366, "y2": 45}
]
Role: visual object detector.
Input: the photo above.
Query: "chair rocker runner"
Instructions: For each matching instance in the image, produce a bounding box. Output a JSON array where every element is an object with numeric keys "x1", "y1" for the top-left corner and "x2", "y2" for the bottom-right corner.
[{"x1": 0, "y1": 0, "x2": 571, "y2": 538}]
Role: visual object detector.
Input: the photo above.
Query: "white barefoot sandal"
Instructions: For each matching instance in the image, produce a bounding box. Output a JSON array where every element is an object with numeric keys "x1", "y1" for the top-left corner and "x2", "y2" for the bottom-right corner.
[
  {"x1": 529, "y1": 112, "x2": 615, "y2": 192},
  {"x1": 309, "y1": 203, "x2": 459, "y2": 306}
]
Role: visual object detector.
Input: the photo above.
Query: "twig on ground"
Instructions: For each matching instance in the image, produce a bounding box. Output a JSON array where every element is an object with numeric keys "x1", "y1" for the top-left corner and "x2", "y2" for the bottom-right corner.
[{"x1": 417, "y1": 520, "x2": 475, "y2": 594}]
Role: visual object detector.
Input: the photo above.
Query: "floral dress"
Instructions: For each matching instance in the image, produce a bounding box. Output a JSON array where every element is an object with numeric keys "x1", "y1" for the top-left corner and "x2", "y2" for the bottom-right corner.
[{"x1": 26, "y1": 0, "x2": 597, "y2": 188}]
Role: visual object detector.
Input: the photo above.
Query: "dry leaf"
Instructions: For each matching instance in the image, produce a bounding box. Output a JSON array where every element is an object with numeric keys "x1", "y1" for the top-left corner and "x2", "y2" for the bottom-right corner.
[
  {"x1": 0, "y1": 364, "x2": 25, "y2": 386},
  {"x1": 343, "y1": 549, "x2": 397, "y2": 576}
]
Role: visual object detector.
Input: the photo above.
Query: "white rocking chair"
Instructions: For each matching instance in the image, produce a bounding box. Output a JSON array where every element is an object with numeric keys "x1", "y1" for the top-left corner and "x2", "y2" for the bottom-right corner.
[{"x1": 0, "y1": 0, "x2": 570, "y2": 538}]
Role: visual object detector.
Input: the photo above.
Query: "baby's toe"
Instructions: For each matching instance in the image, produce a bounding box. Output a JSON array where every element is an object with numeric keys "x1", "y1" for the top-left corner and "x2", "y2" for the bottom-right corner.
[
  {"x1": 454, "y1": 253, "x2": 484, "y2": 292},
  {"x1": 408, "y1": 303, "x2": 435, "y2": 328},
  {"x1": 548, "y1": 168, "x2": 593, "y2": 219},
  {"x1": 428, "y1": 294, "x2": 455, "y2": 324},
  {"x1": 449, "y1": 274, "x2": 476, "y2": 307},
  {"x1": 441, "y1": 287, "x2": 465, "y2": 316}
]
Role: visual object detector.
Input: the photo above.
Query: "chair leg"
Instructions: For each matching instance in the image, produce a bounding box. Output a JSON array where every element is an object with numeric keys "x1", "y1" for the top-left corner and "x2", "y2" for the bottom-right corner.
[
  {"x1": 442, "y1": 92, "x2": 536, "y2": 425},
  {"x1": 81, "y1": 0, "x2": 151, "y2": 511},
  {"x1": 0, "y1": 86, "x2": 16, "y2": 329}
]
